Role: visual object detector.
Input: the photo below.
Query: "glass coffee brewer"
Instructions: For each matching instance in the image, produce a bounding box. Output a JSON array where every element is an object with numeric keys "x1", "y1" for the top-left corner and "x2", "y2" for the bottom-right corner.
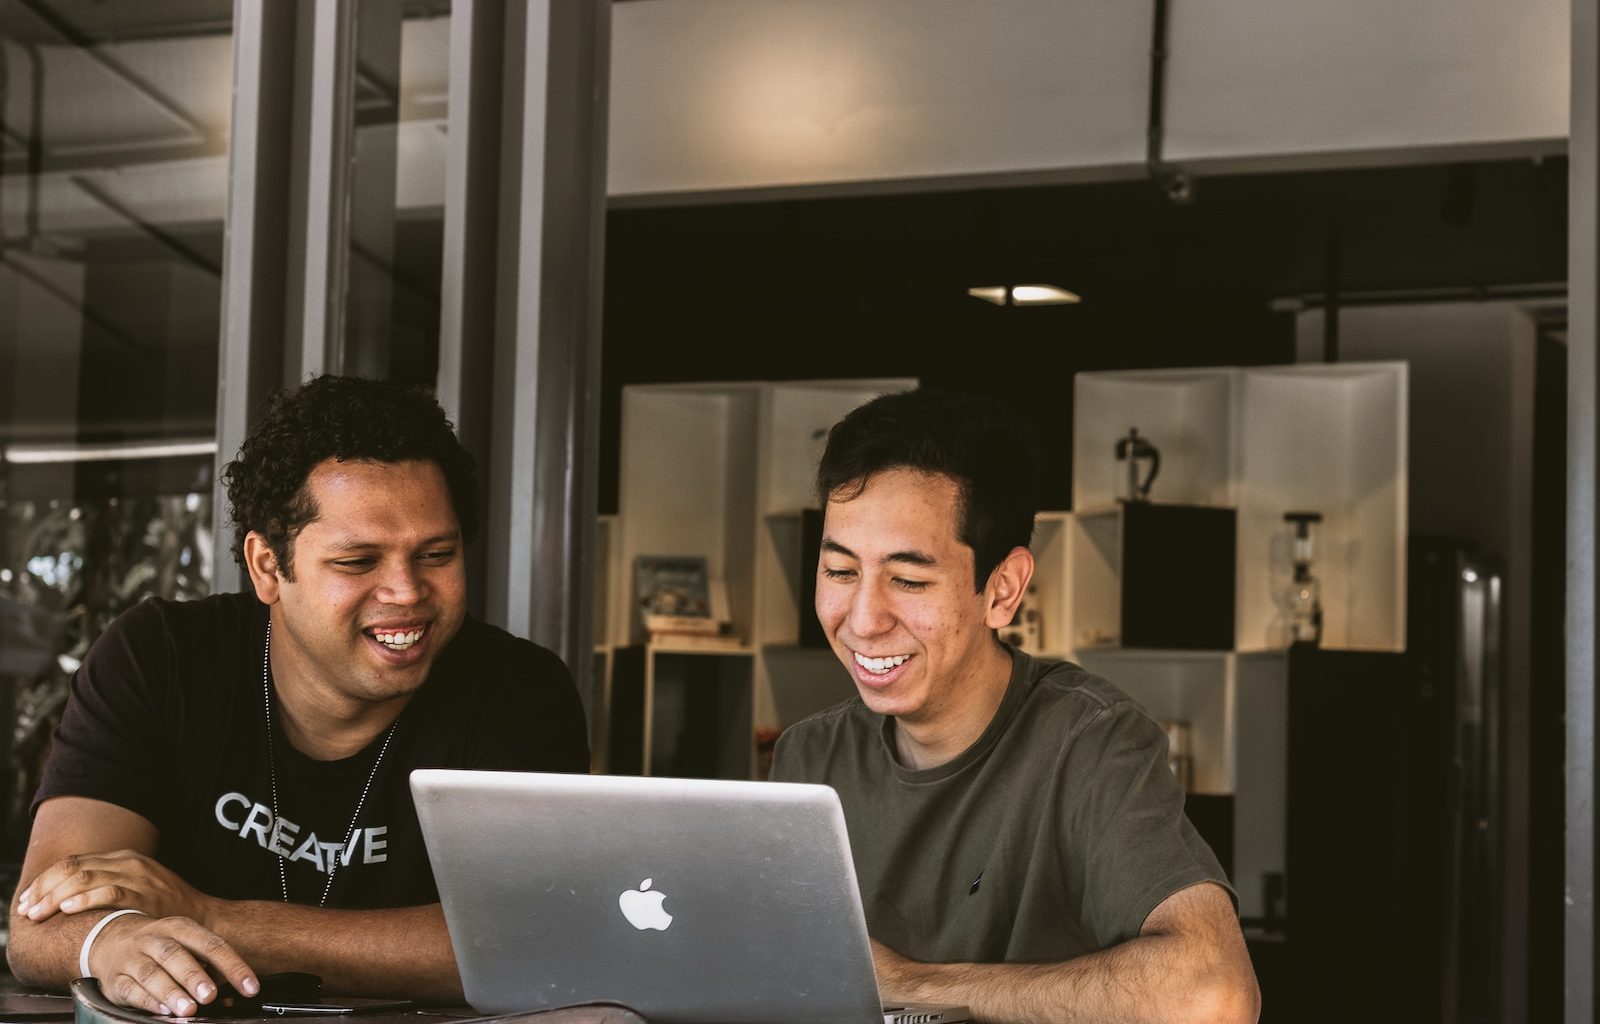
[
  {"x1": 1281, "y1": 511, "x2": 1324, "y2": 645},
  {"x1": 1113, "y1": 427, "x2": 1161, "y2": 502}
]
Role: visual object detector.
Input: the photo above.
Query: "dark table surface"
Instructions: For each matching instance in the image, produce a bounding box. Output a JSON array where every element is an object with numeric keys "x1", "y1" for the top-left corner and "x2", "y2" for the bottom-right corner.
[{"x1": 0, "y1": 978, "x2": 648, "y2": 1024}]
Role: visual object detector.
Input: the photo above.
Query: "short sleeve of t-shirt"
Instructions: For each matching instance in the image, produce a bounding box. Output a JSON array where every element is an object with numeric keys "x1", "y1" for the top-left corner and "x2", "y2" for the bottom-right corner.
[
  {"x1": 423, "y1": 625, "x2": 590, "y2": 774},
  {"x1": 1060, "y1": 699, "x2": 1232, "y2": 946},
  {"x1": 35, "y1": 597, "x2": 177, "y2": 823}
]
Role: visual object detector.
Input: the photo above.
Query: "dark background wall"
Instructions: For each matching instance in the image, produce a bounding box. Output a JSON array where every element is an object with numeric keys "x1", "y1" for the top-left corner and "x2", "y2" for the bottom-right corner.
[{"x1": 599, "y1": 158, "x2": 1567, "y2": 513}]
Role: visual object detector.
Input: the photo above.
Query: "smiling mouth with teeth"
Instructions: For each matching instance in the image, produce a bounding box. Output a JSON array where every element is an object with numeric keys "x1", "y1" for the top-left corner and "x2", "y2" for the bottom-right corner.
[
  {"x1": 369, "y1": 626, "x2": 426, "y2": 651},
  {"x1": 854, "y1": 651, "x2": 911, "y2": 675}
]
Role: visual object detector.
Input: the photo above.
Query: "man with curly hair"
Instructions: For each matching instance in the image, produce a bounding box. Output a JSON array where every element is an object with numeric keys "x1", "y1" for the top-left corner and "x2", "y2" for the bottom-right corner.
[{"x1": 7, "y1": 376, "x2": 588, "y2": 1014}]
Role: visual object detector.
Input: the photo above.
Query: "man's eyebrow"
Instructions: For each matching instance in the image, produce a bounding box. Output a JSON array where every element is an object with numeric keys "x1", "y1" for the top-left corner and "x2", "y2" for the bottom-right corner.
[
  {"x1": 820, "y1": 538, "x2": 937, "y2": 569},
  {"x1": 326, "y1": 530, "x2": 461, "y2": 552},
  {"x1": 820, "y1": 538, "x2": 856, "y2": 559},
  {"x1": 883, "y1": 550, "x2": 937, "y2": 568}
]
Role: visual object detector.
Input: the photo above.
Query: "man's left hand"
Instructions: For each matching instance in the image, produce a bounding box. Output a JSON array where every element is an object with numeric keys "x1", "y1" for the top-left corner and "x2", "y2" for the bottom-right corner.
[{"x1": 16, "y1": 849, "x2": 216, "y2": 927}]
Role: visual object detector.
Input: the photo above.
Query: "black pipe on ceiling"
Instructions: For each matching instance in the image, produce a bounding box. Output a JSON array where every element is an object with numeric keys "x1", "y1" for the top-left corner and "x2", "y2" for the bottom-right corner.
[{"x1": 1145, "y1": 0, "x2": 1194, "y2": 205}]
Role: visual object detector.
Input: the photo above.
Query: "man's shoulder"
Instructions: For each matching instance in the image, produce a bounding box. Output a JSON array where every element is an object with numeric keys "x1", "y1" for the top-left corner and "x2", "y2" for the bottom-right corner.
[
  {"x1": 415, "y1": 617, "x2": 587, "y2": 769},
  {"x1": 782, "y1": 695, "x2": 874, "y2": 739},
  {"x1": 93, "y1": 591, "x2": 261, "y2": 664},
  {"x1": 447, "y1": 615, "x2": 564, "y2": 662},
  {"x1": 1008, "y1": 656, "x2": 1171, "y2": 764},
  {"x1": 430, "y1": 616, "x2": 572, "y2": 692},
  {"x1": 113, "y1": 590, "x2": 260, "y2": 632},
  {"x1": 769, "y1": 696, "x2": 875, "y2": 780},
  {"x1": 1023, "y1": 656, "x2": 1144, "y2": 725}
]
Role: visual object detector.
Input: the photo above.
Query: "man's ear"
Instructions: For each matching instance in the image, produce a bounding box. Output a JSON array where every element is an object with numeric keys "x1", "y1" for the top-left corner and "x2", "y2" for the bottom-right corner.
[
  {"x1": 243, "y1": 532, "x2": 284, "y2": 604},
  {"x1": 983, "y1": 546, "x2": 1035, "y2": 630}
]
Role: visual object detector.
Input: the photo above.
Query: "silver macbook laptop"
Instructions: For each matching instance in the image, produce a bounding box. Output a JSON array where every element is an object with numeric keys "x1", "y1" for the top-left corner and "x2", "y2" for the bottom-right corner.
[{"x1": 411, "y1": 769, "x2": 968, "y2": 1024}]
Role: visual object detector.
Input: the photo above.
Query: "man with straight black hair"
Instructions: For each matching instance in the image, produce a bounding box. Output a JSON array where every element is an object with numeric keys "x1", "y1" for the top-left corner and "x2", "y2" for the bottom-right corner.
[
  {"x1": 772, "y1": 389, "x2": 1260, "y2": 1024},
  {"x1": 8, "y1": 375, "x2": 588, "y2": 1015}
]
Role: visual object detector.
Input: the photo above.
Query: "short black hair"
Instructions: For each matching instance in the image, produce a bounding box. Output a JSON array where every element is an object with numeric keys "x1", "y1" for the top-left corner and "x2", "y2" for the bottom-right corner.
[
  {"x1": 221, "y1": 375, "x2": 478, "y2": 579},
  {"x1": 815, "y1": 389, "x2": 1039, "y2": 591}
]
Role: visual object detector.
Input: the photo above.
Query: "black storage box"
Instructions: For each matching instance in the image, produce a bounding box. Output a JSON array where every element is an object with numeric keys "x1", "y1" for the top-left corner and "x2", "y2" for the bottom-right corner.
[{"x1": 1118, "y1": 502, "x2": 1236, "y2": 650}]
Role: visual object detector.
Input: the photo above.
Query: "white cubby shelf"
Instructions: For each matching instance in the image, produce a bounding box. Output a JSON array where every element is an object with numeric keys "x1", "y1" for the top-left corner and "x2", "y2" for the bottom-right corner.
[
  {"x1": 601, "y1": 377, "x2": 917, "y2": 779},
  {"x1": 1070, "y1": 362, "x2": 1407, "y2": 654},
  {"x1": 1047, "y1": 361, "x2": 1405, "y2": 918}
]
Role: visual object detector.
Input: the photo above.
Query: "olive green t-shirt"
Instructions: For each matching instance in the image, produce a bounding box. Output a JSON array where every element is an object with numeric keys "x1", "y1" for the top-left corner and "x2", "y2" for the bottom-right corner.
[{"x1": 769, "y1": 647, "x2": 1231, "y2": 964}]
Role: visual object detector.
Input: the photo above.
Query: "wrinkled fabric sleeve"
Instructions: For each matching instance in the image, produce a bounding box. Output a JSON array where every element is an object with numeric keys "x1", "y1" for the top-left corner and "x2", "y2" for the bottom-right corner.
[
  {"x1": 32, "y1": 598, "x2": 173, "y2": 825},
  {"x1": 1058, "y1": 700, "x2": 1234, "y2": 947}
]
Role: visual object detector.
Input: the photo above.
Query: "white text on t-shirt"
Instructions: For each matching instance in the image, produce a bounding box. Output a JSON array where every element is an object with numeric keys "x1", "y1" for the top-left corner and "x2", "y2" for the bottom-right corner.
[{"x1": 213, "y1": 791, "x2": 388, "y2": 874}]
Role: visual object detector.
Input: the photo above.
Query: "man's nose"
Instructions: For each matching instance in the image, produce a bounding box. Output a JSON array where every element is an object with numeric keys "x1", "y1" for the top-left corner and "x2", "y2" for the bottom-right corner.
[
  {"x1": 846, "y1": 582, "x2": 893, "y2": 637},
  {"x1": 376, "y1": 561, "x2": 427, "y2": 604}
]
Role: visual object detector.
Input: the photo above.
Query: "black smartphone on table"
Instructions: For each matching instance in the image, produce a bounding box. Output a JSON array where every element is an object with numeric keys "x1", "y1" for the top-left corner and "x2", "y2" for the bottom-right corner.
[{"x1": 204, "y1": 973, "x2": 415, "y2": 1017}]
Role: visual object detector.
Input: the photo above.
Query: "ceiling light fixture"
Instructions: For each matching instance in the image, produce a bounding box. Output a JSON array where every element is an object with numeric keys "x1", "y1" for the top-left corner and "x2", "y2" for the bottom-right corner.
[
  {"x1": 1010, "y1": 284, "x2": 1081, "y2": 306},
  {"x1": 967, "y1": 284, "x2": 1081, "y2": 307},
  {"x1": 3, "y1": 438, "x2": 217, "y2": 465}
]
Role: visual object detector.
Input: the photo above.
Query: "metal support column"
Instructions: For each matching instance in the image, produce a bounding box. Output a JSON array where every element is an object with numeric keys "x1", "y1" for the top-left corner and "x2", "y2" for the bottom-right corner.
[
  {"x1": 291, "y1": 0, "x2": 356, "y2": 377},
  {"x1": 214, "y1": 0, "x2": 361, "y2": 590},
  {"x1": 1569, "y1": 0, "x2": 1598, "y2": 1020},
  {"x1": 438, "y1": 0, "x2": 510, "y2": 617},
  {"x1": 479, "y1": 0, "x2": 610, "y2": 684},
  {"x1": 213, "y1": 0, "x2": 297, "y2": 594},
  {"x1": 342, "y1": 1, "x2": 402, "y2": 381}
]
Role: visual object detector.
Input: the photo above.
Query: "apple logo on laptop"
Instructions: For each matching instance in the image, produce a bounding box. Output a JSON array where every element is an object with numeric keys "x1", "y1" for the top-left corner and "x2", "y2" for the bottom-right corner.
[{"x1": 618, "y1": 878, "x2": 673, "y2": 931}]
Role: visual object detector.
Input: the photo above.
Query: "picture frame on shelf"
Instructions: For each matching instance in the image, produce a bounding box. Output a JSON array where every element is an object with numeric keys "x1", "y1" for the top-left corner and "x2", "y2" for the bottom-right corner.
[{"x1": 634, "y1": 554, "x2": 730, "y2": 637}]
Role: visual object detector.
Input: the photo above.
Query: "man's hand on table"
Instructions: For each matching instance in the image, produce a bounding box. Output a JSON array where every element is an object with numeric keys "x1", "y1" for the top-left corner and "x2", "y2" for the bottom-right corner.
[
  {"x1": 863, "y1": 883, "x2": 1260, "y2": 1024},
  {"x1": 16, "y1": 849, "x2": 215, "y2": 926},
  {"x1": 14, "y1": 849, "x2": 260, "y2": 1017},
  {"x1": 79, "y1": 911, "x2": 259, "y2": 1017}
]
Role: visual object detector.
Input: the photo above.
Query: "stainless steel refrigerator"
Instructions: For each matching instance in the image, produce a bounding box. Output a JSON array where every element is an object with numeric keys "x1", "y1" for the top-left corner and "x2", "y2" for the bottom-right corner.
[{"x1": 1282, "y1": 538, "x2": 1502, "y2": 1024}]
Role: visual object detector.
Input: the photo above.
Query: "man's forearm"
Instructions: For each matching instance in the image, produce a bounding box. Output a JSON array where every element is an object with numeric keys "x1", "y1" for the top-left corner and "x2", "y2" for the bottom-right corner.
[
  {"x1": 9, "y1": 899, "x2": 461, "y2": 1004},
  {"x1": 879, "y1": 933, "x2": 1257, "y2": 1024},
  {"x1": 206, "y1": 902, "x2": 461, "y2": 1002},
  {"x1": 7, "y1": 906, "x2": 113, "y2": 989}
]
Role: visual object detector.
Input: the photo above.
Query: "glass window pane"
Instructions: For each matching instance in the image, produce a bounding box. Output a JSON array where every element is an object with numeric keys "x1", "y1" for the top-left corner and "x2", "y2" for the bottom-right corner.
[
  {"x1": 0, "y1": 0, "x2": 231, "y2": 860},
  {"x1": 343, "y1": 1, "x2": 449, "y2": 387}
]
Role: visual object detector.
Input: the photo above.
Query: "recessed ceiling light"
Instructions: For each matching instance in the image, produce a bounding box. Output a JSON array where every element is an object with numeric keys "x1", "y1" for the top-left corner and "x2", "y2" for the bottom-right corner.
[
  {"x1": 1010, "y1": 284, "x2": 1081, "y2": 306},
  {"x1": 967, "y1": 284, "x2": 1081, "y2": 306}
]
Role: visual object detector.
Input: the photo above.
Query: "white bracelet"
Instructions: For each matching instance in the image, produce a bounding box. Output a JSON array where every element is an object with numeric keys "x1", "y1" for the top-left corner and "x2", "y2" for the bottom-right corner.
[{"x1": 79, "y1": 908, "x2": 146, "y2": 979}]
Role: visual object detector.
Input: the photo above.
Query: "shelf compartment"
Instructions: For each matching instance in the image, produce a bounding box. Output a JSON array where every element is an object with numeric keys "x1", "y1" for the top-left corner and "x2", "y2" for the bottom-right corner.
[
  {"x1": 1235, "y1": 364, "x2": 1407, "y2": 652},
  {"x1": 608, "y1": 645, "x2": 754, "y2": 780},
  {"x1": 1066, "y1": 503, "x2": 1236, "y2": 651},
  {"x1": 1073, "y1": 368, "x2": 1237, "y2": 511},
  {"x1": 613, "y1": 384, "x2": 761, "y2": 647}
]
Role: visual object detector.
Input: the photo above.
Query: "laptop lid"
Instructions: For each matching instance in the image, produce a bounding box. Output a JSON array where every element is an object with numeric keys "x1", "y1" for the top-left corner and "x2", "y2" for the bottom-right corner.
[{"x1": 411, "y1": 770, "x2": 888, "y2": 1024}]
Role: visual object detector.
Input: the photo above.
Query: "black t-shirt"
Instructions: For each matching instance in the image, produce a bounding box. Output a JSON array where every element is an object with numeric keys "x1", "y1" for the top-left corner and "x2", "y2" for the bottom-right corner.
[{"x1": 34, "y1": 592, "x2": 589, "y2": 909}]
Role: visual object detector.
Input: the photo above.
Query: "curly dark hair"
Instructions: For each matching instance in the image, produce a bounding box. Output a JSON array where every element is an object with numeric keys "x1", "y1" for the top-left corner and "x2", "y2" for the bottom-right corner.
[
  {"x1": 816, "y1": 389, "x2": 1038, "y2": 592},
  {"x1": 221, "y1": 375, "x2": 478, "y2": 579}
]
